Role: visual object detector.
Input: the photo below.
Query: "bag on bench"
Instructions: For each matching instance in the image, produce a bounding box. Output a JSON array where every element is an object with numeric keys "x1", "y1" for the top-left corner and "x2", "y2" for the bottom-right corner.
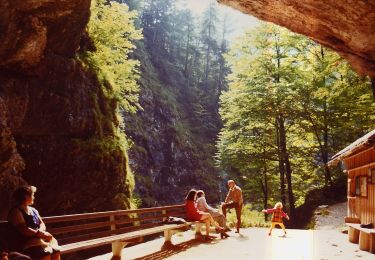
[
  {"x1": 360, "y1": 223, "x2": 374, "y2": 229},
  {"x1": 164, "y1": 216, "x2": 187, "y2": 225}
]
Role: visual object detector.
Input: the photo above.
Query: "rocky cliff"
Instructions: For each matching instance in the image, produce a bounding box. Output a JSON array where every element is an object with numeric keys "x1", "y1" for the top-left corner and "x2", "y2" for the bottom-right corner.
[
  {"x1": 0, "y1": 0, "x2": 133, "y2": 218},
  {"x1": 218, "y1": 0, "x2": 375, "y2": 96},
  {"x1": 124, "y1": 43, "x2": 222, "y2": 206}
]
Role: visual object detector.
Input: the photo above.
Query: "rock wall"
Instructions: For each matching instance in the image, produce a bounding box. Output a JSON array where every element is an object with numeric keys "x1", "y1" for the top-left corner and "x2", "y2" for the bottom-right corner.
[
  {"x1": 218, "y1": 0, "x2": 375, "y2": 94},
  {"x1": 124, "y1": 43, "x2": 222, "y2": 207},
  {"x1": 0, "y1": 0, "x2": 133, "y2": 218}
]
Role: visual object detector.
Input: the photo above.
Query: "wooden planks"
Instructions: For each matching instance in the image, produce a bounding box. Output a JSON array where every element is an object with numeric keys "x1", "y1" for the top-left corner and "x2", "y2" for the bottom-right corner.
[
  {"x1": 1, "y1": 204, "x2": 192, "y2": 256},
  {"x1": 43, "y1": 204, "x2": 185, "y2": 224},
  {"x1": 60, "y1": 223, "x2": 190, "y2": 254},
  {"x1": 345, "y1": 146, "x2": 375, "y2": 225}
]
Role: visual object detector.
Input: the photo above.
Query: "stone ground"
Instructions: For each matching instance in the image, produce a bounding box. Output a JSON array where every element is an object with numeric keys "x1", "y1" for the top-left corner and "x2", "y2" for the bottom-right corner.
[
  {"x1": 90, "y1": 228, "x2": 374, "y2": 260},
  {"x1": 90, "y1": 202, "x2": 374, "y2": 260}
]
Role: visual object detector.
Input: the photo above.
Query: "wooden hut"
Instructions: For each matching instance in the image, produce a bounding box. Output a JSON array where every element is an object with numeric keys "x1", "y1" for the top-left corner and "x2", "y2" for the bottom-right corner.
[{"x1": 328, "y1": 129, "x2": 375, "y2": 253}]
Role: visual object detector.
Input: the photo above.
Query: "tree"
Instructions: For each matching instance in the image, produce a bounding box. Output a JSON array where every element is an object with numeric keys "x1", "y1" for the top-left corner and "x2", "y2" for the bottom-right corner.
[
  {"x1": 82, "y1": 0, "x2": 142, "y2": 113},
  {"x1": 217, "y1": 22, "x2": 374, "y2": 222}
]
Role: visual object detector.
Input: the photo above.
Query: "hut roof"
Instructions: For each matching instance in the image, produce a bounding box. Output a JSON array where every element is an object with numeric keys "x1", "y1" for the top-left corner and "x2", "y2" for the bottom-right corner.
[{"x1": 328, "y1": 129, "x2": 375, "y2": 166}]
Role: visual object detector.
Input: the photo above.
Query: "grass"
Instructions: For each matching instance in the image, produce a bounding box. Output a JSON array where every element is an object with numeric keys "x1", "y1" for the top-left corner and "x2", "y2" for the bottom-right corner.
[{"x1": 226, "y1": 204, "x2": 271, "y2": 228}]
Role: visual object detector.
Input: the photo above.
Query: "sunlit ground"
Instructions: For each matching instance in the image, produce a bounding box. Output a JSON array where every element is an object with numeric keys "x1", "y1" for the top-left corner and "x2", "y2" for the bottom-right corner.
[{"x1": 91, "y1": 228, "x2": 374, "y2": 260}]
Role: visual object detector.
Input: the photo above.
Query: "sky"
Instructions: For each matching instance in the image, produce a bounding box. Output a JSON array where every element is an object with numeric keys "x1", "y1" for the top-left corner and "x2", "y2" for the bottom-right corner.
[{"x1": 182, "y1": 0, "x2": 260, "y2": 40}]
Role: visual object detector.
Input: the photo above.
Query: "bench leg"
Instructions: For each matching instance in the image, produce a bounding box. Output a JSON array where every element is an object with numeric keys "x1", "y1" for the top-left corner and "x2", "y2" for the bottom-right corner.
[
  {"x1": 195, "y1": 223, "x2": 204, "y2": 238},
  {"x1": 112, "y1": 241, "x2": 128, "y2": 259},
  {"x1": 163, "y1": 230, "x2": 178, "y2": 247},
  {"x1": 370, "y1": 234, "x2": 375, "y2": 254},
  {"x1": 348, "y1": 226, "x2": 359, "y2": 244},
  {"x1": 359, "y1": 231, "x2": 370, "y2": 251}
]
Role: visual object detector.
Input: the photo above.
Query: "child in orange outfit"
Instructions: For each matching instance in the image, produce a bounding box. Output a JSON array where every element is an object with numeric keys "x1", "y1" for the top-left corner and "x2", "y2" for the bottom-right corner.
[{"x1": 262, "y1": 202, "x2": 290, "y2": 236}]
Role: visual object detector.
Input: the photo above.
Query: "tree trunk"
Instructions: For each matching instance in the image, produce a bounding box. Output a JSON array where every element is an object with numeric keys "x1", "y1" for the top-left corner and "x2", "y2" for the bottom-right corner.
[
  {"x1": 260, "y1": 150, "x2": 269, "y2": 222},
  {"x1": 277, "y1": 114, "x2": 296, "y2": 221},
  {"x1": 184, "y1": 24, "x2": 191, "y2": 76},
  {"x1": 322, "y1": 100, "x2": 333, "y2": 188},
  {"x1": 276, "y1": 118, "x2": 286, "y2": 206},
  {"x1": 204, "y1": 11, "x2": 212, "y2": 90}
]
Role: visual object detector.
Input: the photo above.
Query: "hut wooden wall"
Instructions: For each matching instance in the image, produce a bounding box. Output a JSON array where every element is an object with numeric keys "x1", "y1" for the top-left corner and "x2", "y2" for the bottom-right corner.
[{"x1": 345, "y1": 146, "x2": 375, "y2": 224}]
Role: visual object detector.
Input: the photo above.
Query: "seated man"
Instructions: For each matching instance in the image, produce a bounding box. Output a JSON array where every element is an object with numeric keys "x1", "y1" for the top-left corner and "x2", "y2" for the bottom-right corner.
[{"x1": 221, "y1": 180, "x2": 243, "y2": 233}]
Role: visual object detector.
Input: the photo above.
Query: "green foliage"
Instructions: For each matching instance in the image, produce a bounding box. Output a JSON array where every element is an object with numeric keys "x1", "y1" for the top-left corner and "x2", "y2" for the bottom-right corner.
[
  {"x1": 81, "y1": 0, "x2": 142, "y2": 113},
  {"x1": 75, "y1": 0, "x2": 144, "y2": 209},
  {"x1": 217, "y1": 22, "x2": 375, "y2": 213},
  {"x1": 122, "y1": 0, "x2": 233, "y2": 205},
  {"x1": 226, "y1": 204, "x2": 270, "y2": 228}
]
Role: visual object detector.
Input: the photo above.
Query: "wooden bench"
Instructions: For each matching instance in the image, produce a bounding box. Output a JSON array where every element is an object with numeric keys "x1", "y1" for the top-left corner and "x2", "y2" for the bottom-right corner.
[
  {"x1": 1, "y1": 204, "x2": 204, "y2": 259},
  {"x1": 346, "y1": 223, "x2": 375, "y2": 253}
]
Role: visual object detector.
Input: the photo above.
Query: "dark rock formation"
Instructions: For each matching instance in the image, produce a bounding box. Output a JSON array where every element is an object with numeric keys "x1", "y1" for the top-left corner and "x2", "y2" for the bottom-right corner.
[
  {"x1": 218, "y1": 0, "x2": 375, "y2": 91},
  {"x1": 0, "y1": 0, "x2": 132, "y2": 218}
]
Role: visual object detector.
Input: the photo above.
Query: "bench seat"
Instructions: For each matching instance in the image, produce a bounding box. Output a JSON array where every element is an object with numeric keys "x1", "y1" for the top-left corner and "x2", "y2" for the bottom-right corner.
[
  {"x1": 1, "y1": 205, "x2": 206, "y2": 259},
  {"x1": 346, "y1": 223, "x2": 375, "y2": 253},
  {"x1": 61, "y1": 223, "x2": 190, "y2": 254}
]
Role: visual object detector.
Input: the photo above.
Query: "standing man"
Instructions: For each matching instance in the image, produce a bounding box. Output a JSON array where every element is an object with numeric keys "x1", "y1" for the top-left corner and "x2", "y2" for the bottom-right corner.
[{"x1": 222, "y1": 180, "x2": 243, "y2": 233}]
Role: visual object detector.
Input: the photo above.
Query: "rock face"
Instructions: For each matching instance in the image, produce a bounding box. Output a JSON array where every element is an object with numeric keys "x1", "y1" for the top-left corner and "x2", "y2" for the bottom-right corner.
[
  {"x1": 218, "y1": 0, "x2": 375, "y2": 81},
  {"x1": 124, "y1": 43, "x2": 222, "y2": 207},
  {"x1": 0, "y1": 0, "x2": 133, "y2": 218}
]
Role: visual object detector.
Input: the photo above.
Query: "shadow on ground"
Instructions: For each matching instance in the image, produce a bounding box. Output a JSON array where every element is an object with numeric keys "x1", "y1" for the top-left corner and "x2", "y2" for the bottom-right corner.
[{"x1": 133, "y1": 236, "x2": 220, "y2": 260}]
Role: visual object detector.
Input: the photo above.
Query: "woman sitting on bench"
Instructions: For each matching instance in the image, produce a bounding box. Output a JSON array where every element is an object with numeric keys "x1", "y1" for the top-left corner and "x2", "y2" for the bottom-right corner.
[
  {"x1": 185, "y1": 189, "x2": 229, "y2": 240},
  {"x1": 8, "y1": 185, "x2": 60, "y2": 260}
]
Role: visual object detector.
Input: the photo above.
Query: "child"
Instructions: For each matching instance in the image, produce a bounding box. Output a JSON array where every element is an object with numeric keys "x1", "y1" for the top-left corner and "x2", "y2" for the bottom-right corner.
[{"x1": 262, "y1": 202, "x2": 290, "y2": 236}]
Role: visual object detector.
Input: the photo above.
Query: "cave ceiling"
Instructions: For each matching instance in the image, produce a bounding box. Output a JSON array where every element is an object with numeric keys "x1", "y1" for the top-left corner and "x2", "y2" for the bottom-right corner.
[{"x1": 218, "y1": 0, "x2": 375, "y2": 96}]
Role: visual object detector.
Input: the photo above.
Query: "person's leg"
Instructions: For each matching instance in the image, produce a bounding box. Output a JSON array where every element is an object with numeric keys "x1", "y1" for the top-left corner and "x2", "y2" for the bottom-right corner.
[
  {"x1": 51, "y1": 251, "x2": 60, "y2": 260},
  {"x1": 269, "y1": 222, "x2": 276, "y2": 235},
  {"x1": 222, "y1": 202, "x2": 236, "y2": 219},
  {"x1": 235, "y1": 203, "x2": 242, "y2": 232},
  {"x1": 222, "y1": 204, "x2": 228, "y2": 219},
  {"x1": 23, "y1": 247, "x2": 51, "y2": 260},
  {"x1": 204, "y1": 219, "x2": 210, "y2": 236},
  {"x1": 7, "y1": 252, "x2": 32, "y2": 260},
  {"x1": 215, "y1": 214, "x2": 227, "y2": 230},
  {"x1": 200, "y1": 214, "x2": 213, "y2": 237},
  {"x1": 207, "y1": 214, "x2": 221, "y2": 229},
  {"x1": 279, "y1": 223, "x2": 287, "y2": 235}
]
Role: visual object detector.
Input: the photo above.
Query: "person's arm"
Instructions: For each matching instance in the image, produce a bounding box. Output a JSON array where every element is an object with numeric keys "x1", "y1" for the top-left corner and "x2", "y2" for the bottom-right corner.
[
  {"x1": 238, "y1": 188, "x2": 243, "y2": 205},
  {"x1": 224, "y1": 190, "x2": 231, "y2": 203},
  {"x1": 203, "y1": 198, "x2": 218, "y2": 212},
  {"x1": 35, "y1": 209, "x2": 53, "y2": 240},
  {"x1": 282, "y1": 211, "x2": 290, "y2": 220},
  {"x1": 9, "y1": 209, "x2": 52, "y2": 240},
  {"x1": 262, "y1": 209, "x2": 274, "y2": 214},
  {"x1": 35, "y1": 209, "x2": 46, "y2": 232}
]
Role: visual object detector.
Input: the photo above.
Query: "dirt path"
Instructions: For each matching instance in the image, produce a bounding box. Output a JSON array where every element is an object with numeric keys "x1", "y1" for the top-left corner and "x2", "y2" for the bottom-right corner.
[{"x1": 314, "y1": 202, "x2": 347, "y2": 230}]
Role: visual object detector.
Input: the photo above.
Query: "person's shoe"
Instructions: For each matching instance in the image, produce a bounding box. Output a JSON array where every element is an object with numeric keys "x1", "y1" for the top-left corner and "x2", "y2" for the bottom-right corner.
[
  {"x1": 235, "y1": 228, "x2": 240, "y2": 233},
  {"x1": 203, "y1": 235, "x2": 214, "y2": 241},
  {"x1": 215, "y1": 228, "x2": 222, "y2": 234},
  {"x1": 220, "y1": 232, "x2": 230, "y2": 239},
  {"x1": 268, "y1": 233, "x2": 271, "y2": 236},
  {"x1": 224, "y1": 227, "x2": 231, "y2": 232},
  {"x1": 216, "y1": 227, "x2": 225, "y2": 232}
]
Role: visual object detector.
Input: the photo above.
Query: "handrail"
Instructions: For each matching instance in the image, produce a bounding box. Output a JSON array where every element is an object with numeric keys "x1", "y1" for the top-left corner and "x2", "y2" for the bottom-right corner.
[{"x1": 43, "y1": 204, "x2": 185, "y2": 223}]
